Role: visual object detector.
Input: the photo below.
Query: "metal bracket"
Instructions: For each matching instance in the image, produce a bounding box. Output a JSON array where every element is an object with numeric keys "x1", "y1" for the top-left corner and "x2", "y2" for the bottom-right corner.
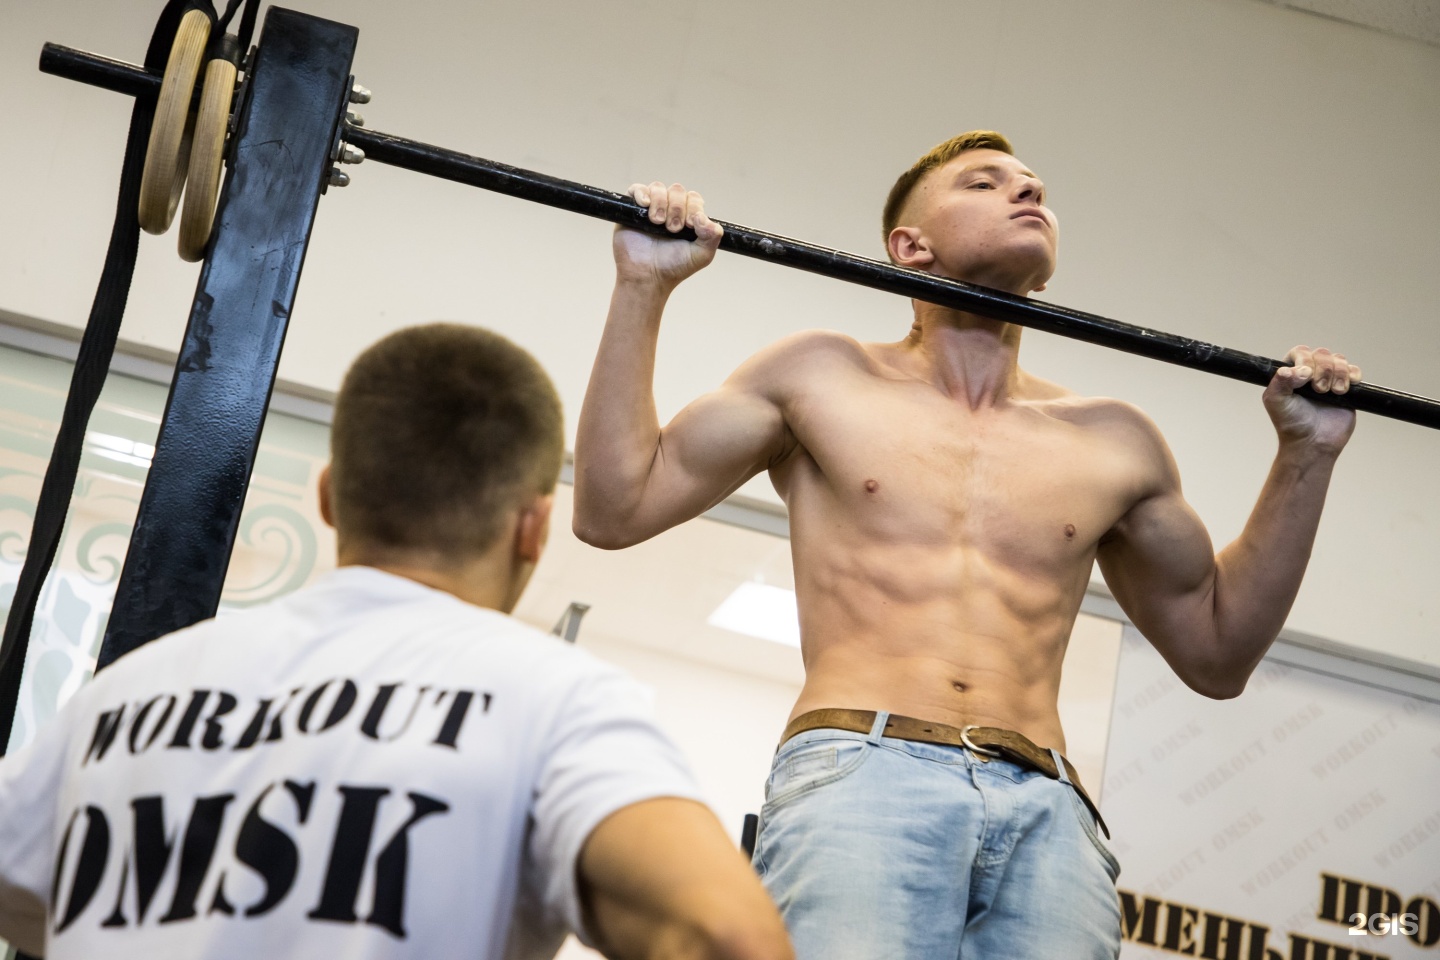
[
  {"x1": 552, "y1": 602, "x2": 592, "y2": 644},
  {"x1": 97, "y1": 7, "x2": 358, "y2": 668}
]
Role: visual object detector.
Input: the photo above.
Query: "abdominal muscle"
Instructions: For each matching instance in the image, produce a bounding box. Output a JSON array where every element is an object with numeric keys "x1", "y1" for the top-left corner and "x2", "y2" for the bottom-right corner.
[
  {"x1": 767, "y1": 353, "x2": 1137, "y2": 757},
  {"x1": 784, "y1": 509, "x2": 1093, "y2": 756}
]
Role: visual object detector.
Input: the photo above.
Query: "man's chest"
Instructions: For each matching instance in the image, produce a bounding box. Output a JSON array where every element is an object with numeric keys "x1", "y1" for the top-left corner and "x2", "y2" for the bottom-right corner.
[{"x1": 779, "y1": 375, "x2": 1147, "y2": 554}]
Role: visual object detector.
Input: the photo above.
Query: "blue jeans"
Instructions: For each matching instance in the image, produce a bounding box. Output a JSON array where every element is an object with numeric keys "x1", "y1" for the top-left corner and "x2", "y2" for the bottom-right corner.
[{"x1": 752, "y1": 712, "x2": 1122, "y2": 960}]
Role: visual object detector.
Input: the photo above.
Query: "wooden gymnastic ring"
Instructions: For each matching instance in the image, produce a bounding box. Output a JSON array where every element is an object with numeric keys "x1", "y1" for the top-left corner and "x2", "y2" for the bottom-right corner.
[
  {"x1": 177, "y1": 57, "x2": 236, "y2": 262},
  {"x1": 138, "y1": 8, "x2": 210, "y2": 235}
]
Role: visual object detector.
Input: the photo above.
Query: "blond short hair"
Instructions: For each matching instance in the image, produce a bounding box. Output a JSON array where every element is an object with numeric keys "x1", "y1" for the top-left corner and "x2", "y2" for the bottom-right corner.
[{"x1": 881, "y1": 130, "x2": 1014, "y2": 255}]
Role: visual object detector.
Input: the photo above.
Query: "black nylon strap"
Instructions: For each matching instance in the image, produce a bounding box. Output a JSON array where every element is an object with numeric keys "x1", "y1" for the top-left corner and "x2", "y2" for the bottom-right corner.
[
  {"x1": 212, "y1": 0, "x2": 258, "y2": 62},
  {"x1": 0, "y1": 0, "x2": 200, "y2": 758},
  {"x1": 236, "y1": 0, "x2": 261, "y2": 58},
  {"x1": 217, "y1": 0, "x2": 243, "y2": 27}
]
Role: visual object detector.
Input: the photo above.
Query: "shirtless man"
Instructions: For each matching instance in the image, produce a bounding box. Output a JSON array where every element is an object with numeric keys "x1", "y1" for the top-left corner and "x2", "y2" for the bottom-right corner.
[{"x1": 572, "y1": 131, "x2": 1360, "y2": 959}]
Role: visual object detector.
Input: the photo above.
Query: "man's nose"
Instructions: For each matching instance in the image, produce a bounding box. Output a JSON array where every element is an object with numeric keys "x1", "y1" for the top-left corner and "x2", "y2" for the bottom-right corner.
[{"x1": 1013, "y1": 177, "x2": 1045, "y2": 204}]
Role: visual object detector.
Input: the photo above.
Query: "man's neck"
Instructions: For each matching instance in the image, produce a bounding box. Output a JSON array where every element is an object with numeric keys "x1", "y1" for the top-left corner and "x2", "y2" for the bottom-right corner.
[
  {"x1": 902, "y1": 301, "x2": 1024, "y2": 408},
  {"x1": 337, "y1": 546, "x2": 522, "y2": 613}
]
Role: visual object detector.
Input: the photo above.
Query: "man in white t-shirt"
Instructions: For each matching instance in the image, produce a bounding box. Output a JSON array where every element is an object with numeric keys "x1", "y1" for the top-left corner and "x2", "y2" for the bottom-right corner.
[{"x1": 0, "y1": 324, "x2": 792, "y2": 960}]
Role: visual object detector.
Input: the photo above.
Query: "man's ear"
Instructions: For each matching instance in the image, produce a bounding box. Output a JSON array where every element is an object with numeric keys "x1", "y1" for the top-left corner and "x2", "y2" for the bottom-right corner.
[
  {"x1": 514, "y1": 493, "x2": 555, "y2": 565},
  {"x1": 317, "y1": 464, "x2": 336, "y2": 529},
  {"x1": 887, "y1": 226, "x2": 933, "y2": 269}
]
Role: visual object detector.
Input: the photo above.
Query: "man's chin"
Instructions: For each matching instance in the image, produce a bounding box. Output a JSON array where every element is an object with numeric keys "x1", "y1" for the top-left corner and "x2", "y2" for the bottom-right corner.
[{"x1": 931, "y1": 251, "x2": 1055, "y2": 296}]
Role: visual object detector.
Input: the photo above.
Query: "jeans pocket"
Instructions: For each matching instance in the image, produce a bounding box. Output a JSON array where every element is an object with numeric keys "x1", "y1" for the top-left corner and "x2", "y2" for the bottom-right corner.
[
  {"x1": 764, "y1": 737, "x2": 871, "y2": 809},
  {"x1": 1065, "y1": 785, "x2": 1122, "y2": 880}
]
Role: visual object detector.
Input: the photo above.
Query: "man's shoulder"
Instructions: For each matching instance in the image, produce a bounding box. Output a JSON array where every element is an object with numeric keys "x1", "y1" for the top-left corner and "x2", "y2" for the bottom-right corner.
[
  {"x1": 1029, "y1": 388, "x2": 1172, "y2": 455},
  {"x1": 1025, "y1": 380, "x2": 1158, "y2": 429},
  {"x1": 77, "y1": 574, "x2": 615, "y2": 701},
  {"x1": 739, "y1": 328, "x2": 871, "y2": 378}
]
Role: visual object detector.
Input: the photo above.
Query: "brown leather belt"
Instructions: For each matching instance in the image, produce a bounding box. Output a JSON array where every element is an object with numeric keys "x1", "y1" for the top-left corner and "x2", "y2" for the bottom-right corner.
[{"x1": 781, "y1": 708, "x2": 1109, "y2": 839}]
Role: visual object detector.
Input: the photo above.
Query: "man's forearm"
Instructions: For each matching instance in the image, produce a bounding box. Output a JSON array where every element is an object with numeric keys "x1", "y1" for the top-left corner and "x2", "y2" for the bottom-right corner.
[
  {"x1": 580, "y1": 798, "x2": 794, "y2": 960},
  {"x1": 573, "y1": 279, "x2": 673, "y2": 541},
  {"x1": 1209, "y1": 440, "x2": 1340, "y2": 680}
]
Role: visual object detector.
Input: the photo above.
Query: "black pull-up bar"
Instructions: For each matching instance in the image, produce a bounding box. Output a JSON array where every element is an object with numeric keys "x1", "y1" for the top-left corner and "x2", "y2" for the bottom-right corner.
[{"x1": 39, "y1": 41, "x2": 1440, "y2": 430}]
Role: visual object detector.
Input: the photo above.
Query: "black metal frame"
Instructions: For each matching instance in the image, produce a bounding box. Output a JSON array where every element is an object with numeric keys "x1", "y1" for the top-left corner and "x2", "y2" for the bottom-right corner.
[{"x1": 87, "y1": 7, "x2": 357, "y2": 667}]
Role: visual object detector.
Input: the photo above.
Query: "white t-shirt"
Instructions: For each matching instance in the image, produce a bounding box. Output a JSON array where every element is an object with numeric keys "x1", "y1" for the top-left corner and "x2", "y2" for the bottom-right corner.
[{"x1": 0, "y1": 566, "x2": 703, "y2": 959}]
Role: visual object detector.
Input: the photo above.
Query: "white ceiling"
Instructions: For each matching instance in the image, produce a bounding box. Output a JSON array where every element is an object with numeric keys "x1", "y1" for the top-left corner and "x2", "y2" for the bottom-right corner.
[{"x1": 1258, "y1": 0, "x2": 1440, "y2": 45}]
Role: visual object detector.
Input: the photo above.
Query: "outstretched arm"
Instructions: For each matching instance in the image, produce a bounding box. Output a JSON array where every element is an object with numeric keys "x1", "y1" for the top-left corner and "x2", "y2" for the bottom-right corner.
[
  {"x1": 1097, "y1": 346, "x2": 1361, "y2": 699},
  {"x1": 574, "y1": 183, "x2": 789, "y2": 549},
  {"x1": 577, "y1": 798, "x2": 792, "y2": 960}
]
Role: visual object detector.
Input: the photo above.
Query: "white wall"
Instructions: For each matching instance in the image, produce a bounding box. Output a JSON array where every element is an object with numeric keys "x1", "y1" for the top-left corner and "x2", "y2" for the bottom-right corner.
[
  {"x1": 3, "y1": 0, "x2": 1438, "y2": 666},
  {"x1": 1103, "y1": 626, "x2": 1440, "y2": 960}
]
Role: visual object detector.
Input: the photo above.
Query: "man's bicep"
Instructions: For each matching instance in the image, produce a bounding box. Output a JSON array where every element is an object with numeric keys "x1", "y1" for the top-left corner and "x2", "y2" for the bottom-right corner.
[
  {"x1": 652, "y1": 330, "x2": 855, "y2": 504},
  {"x1": 656, "y1": 381, "x2": 786, "y2": 491},
  {"x1": 620, "y1": 353, "x2": 792, "y2": 542},
  {"x1": 1095, "y1": 409, "x2": 1215, "y2": 627},
  {"x1": 1101, "y1": 487, "x2": 1213, "y2": 596},
  {"x1": 1098, "y1": 488, "x2": 1219, "y2": 668}
]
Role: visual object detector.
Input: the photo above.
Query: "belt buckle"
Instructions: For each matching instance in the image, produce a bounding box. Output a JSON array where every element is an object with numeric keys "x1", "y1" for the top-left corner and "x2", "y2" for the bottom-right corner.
[{"x1": 961, "y1": 725, "x2": 1001, "y2": 762}]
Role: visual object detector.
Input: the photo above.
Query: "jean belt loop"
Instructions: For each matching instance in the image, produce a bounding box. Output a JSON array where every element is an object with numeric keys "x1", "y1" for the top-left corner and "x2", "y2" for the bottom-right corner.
[
  {"x1": 1049, "y1": 748, "x2": 1072, "y2": 785},
  {"x1": 867, "y1": 711, "x2": 890, "y2": 745}
]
